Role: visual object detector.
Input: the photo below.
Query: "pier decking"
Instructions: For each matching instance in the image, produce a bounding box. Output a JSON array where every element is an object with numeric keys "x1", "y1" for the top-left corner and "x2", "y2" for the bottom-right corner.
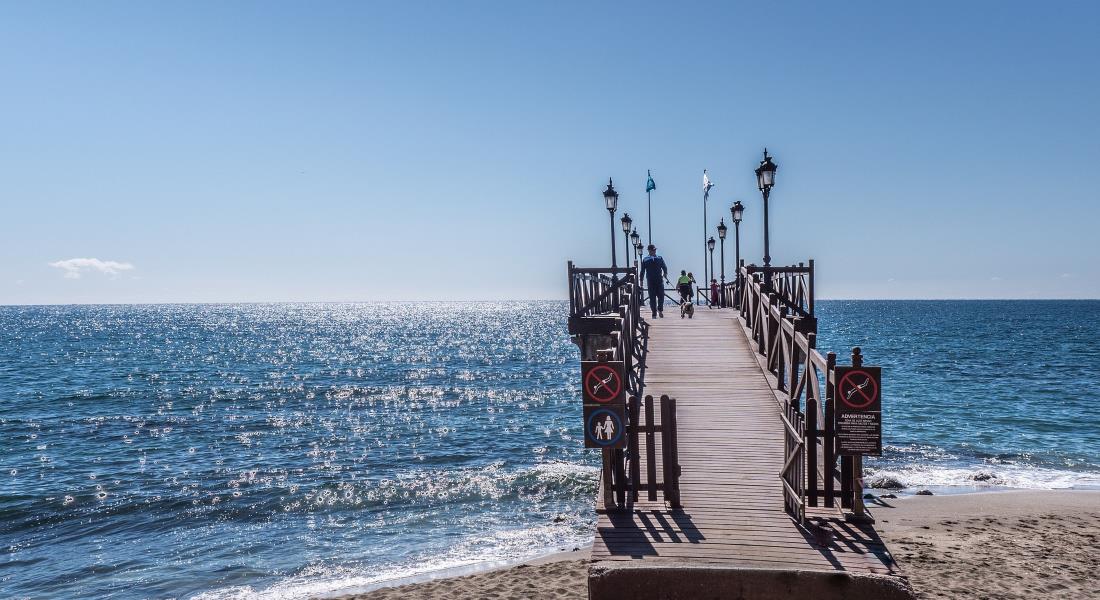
[{"x1": 588, "y1": 309, "x2": 909, "y2": 599}]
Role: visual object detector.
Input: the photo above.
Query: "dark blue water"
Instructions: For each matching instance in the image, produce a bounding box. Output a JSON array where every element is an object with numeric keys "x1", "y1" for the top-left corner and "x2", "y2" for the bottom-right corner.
[
  {"x1": 817, "y1": 300, "x2": 1100, "y2": 491},
  {"x1": 2, "y1": 301, "x2": 1098, "y2": 599}
]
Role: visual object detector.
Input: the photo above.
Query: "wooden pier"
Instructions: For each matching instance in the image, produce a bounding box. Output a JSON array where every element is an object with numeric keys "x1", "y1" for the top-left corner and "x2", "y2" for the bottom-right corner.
[{"x1": 568, "y1": 263, "x2": 914, "y2": 600}]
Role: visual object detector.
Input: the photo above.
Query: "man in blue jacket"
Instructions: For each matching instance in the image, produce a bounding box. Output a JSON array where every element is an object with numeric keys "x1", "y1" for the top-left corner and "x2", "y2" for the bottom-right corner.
[{"x1": 639, "y1": 244, "x2": 670, "y2": 319}]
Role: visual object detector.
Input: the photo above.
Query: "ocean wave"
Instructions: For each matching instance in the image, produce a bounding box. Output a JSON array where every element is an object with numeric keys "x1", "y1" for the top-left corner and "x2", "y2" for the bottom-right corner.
[
  {"x1": 865, "y1": 463, "x2": 1100, "y2": 490},
  {"x1": 189, "y1": 523, "x2": 593, "y2": 600}
]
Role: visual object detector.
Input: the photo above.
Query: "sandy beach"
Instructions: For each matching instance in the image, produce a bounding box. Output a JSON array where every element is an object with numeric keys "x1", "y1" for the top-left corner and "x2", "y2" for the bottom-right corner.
[{"x1": 336, "y1": 490, "x2": 1100, "y2": 600}]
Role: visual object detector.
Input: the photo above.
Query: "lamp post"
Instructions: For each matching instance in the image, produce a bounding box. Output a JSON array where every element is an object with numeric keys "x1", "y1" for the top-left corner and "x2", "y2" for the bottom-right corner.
[
  {"x1": 620, "y1": 212, "x2": 633, "y2": 270},
  {"x1": 717, "y1": 219, "x2": 727, "y2": 307},
  {"x1": 707, "y1": 236, "x2": 716, "y2": 305},
  {"x1": 603, "y1": 179, "x2": 619, "y2": 268},
  {"x1": 630, "y1": 229, "x2": 641, "y2": 265},
  {"x1": 731, "y1": 201, "x2": 744, "y2": 304},
  {"x1": 634, "y1": 240, "x2": 643, "y2": 267},
  {"x1": 754, "y1": 149, "x2": 778, "y2": 284}
]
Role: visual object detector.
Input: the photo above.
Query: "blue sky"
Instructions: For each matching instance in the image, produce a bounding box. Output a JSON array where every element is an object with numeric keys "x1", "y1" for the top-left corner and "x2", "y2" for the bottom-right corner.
[{"x1": 1, "y1": 1, "x2": 1097, "y2": 303}]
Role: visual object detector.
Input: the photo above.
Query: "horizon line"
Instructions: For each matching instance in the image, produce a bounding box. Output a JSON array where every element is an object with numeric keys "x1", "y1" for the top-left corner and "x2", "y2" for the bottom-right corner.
[{"x1": 2, "y1": 297, "x2": 1099, "y2": 308}]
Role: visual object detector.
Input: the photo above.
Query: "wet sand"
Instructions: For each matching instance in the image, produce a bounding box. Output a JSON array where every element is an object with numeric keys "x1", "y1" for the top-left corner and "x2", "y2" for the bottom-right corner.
[{"x1": 333, "y1": 490, "x2": 1099, "y2": 600}]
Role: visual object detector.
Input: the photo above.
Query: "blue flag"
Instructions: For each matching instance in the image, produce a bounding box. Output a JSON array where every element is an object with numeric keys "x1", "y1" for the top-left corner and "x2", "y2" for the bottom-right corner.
[{"x1": 646, "y1": 170, "x2": 656, "y2": 192}]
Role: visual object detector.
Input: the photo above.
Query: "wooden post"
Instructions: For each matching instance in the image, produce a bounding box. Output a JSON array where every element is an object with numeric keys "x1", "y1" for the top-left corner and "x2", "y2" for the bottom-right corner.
[
  {"x1": 806, "y1": 332, "x2": 819, "y2": 507},
  {"x1": 824, "y1": 351, "x2": 837, "y2": 508},
  {"x1": 601, "y1": 448, "x2": 615, "y2": 509},
  {"x1": 807, "y1": 259, "x2": 815, "y2": 316},
  {"x1": 661, "y1": 395, "x2": 681, "y2": 509},
  {"x1": 840, "y1": 347, "x2": 863, "y2": 510},
  {"x1": 628, "y1": 395, "x2": 640, "y2": 503},
  {"x1": 567, "y1": 261, "x2": 575, "y2": 316},
  {"x1": 613, "y1": 448, "x2": 627, "y2": 509},
  {"x1": 787, "y1": 318, "x2": 800, "y2": 405},
  {"x1": 645, "y1": 395, "x2": 657, "y2": 501},
  {"x1": 848, "y1": 347, "x2": 871, "y2": 521}
]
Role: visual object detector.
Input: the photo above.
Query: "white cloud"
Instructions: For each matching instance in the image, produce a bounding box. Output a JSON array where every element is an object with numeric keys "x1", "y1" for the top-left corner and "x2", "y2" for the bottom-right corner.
[{"x1": 48, "y1": 258, "x2": 135, "y2": 279}]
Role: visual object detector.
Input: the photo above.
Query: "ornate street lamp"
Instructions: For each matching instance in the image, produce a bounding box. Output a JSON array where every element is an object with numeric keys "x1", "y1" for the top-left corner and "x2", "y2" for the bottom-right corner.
[
  {"x1": 620, "y1": 212, "x2": 633, "y2": 270},
  {"x1": 754, "y1": 149, "x2": 778, "y2": 281},
  {"x1": 603, "y1": 179, "x2": 619, "y2": 268},
  {"x1": 731, "y1": 201, "x2": 744, "y2": 305},
  {"x1": 707, "y1": 236, "x2": 716, "y2": 304},
  {"x1": 717, "y1": 219, "x2": 727, "y2": 306},
  {"x1": 630, "y1": 229, "x2": 641, "y2": 266}
]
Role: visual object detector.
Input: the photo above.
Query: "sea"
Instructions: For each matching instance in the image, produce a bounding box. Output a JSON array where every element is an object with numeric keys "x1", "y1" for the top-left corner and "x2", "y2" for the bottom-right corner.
[{"x1": 2, "y1": 300, "x2": 1098, "y2": 599}]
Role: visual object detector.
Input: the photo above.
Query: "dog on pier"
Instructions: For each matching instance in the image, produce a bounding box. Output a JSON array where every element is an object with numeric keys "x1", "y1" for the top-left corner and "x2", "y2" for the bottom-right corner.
[{"x1": 681, "y1": 300, "x2": 695, "y2": 319}]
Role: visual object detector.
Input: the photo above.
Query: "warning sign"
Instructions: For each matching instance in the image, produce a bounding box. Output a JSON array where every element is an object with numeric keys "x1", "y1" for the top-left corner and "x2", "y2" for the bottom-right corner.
[
  {"x1": 834, "y1": 366, "x2": 882, "y2": 456},
  {"x1": 584, "y1": 404, "x2": 626, "y2": 448},
  {"x1": 581, "y1": 361, "x2": 625, "y2": 405}
]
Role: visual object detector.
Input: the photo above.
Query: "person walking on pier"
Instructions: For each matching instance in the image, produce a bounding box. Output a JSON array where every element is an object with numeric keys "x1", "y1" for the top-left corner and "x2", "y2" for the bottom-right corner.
[
  {"x1": 709, "y1": 278, "x2": 720, "y2": 308},
  {"x1": 640, "y1": 244, "x2": 669, "y2": 319},
  {"x1": 676, "y1": 270, "x2": 693, "y2": 303}
]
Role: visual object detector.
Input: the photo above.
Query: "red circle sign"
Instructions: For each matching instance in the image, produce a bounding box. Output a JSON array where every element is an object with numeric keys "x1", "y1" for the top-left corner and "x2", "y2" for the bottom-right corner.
[
  {"x1": 838, "y1": 370, "x2": 879, "y2": 410},
  {"x1": 584, "y1": 365, "x2": 622, "y2": 403}
]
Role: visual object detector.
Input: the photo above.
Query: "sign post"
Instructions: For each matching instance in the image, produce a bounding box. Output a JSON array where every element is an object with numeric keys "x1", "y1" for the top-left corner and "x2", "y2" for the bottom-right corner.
[
  {"x1": 834, "y1": 366, "x2": 882, "y2": 456},
  {"x1": 581, "y1": 361, "x2": 626, "y2": 449}
]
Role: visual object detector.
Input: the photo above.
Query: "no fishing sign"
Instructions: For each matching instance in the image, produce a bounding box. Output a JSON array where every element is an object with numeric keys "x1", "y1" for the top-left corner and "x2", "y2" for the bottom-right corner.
[{"x1": 834, "y1": 366, "x2": 882, "y2": 456}]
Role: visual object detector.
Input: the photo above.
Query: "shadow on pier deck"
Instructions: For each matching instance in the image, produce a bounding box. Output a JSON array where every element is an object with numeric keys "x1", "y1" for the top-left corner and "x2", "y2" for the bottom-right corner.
[{"x1": 588, "y1": 310, "x2": 914, "y2": 600}]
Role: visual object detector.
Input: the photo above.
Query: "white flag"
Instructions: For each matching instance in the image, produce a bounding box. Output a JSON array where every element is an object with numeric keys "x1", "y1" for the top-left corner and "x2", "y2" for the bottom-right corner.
[{"x1": 703, "y1": 170, "x2": 714, "y2": 197}]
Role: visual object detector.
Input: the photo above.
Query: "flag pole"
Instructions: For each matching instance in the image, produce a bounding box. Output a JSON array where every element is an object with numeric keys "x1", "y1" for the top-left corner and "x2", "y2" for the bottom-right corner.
[
  {"x1": 703, "y1": 170, "x2": 710, "y2": 298},
  {"x1": 647, "y1": 188, "x2": 652, "y2": 245},
  {"x1": 646, "y1": 170, "x2": 654, "y2": 245}
]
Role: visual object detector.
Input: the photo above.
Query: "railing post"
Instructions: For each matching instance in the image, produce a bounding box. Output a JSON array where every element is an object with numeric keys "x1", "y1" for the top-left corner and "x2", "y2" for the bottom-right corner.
[
  {"x1": 824, "y1": 351, "x2": 837, "y2": 508},
  {"x1": 628, "y1": 394, "x2": 640, "y2": 503},
  {"x1": 660, "y1": 395, "x2": 681, "y2": 509},
  {"x1": 787, "y1": 317, "x2": 799, "y2": 406},
  {"x1": 568, "y1": 261, "x2": 576, "y2": 316},
  {"x1": 806, "y1": 333, "x2": 819, "y2": 507},
  {"x1": 775, "y1": 306, "x2": 788, "y2": 389},
  {"x1": 807, "y1": 259, "x2": 815, "y2": 316},
  {"x1": 847, "y1": 347, "x2": 871, "y2": 521}
]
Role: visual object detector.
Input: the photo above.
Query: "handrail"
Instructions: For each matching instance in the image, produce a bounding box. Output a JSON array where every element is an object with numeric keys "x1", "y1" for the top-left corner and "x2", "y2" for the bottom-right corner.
[
  {"x1": 735, "y1": 260, "x2": 868, "y2": 522},
  {"x1": 738, "y1": 261, "x2": 815, "y2": 317},
  {"x1": 567, "y1": 261, "x2": 657, "y2": 510}
]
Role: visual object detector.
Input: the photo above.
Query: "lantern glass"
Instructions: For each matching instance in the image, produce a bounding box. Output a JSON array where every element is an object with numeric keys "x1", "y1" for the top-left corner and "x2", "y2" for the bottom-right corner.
[
  {"x1": 755, "y1": 151, "x2": 777, "y2": 190},
  {"x1": 630, "y1": 229, "x2": 640, "y2": 244},
  {"x1": 621, "y1": 213, "x2": 632, "y2": 233},
  {"x1": 707, "y1": 236, "x2": 716, "y2": 251},
  {"x1": 732, "y1": 201, "x2": 744, "y2": 223},
  {"x1": 717, "y1": 220, "x2": 727, "y2": 239},
  {"x1": 603, "y1": 179, "x2": 618, "y2": 211}
]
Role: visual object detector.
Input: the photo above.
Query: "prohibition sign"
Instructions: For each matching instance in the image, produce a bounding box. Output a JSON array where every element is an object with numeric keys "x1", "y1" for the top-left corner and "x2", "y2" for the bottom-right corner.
[
  {"x1": 584, "y1": 364, "x2": 622, "y2": 404},
  {"x1": 838, "y1": 370, "x2": 879, "y2": 410}
]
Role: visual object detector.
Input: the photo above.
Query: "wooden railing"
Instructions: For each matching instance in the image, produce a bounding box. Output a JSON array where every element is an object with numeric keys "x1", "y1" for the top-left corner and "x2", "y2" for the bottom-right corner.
[
  {"x1": 569, "y1": 262, "x2": 681, "y2": 510},
  {"x1": 743, "y1": 261, "x2": 814, "y2": 317},
  {"x1": 737, "y1": 262, "x2": 868, "y2": 523},
  {"x1": 567, "y1": 263, "x2": 648, "y2": 401},
  {"x1": 568, "y1": 265, "x2": 639, "y2": 319}
]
